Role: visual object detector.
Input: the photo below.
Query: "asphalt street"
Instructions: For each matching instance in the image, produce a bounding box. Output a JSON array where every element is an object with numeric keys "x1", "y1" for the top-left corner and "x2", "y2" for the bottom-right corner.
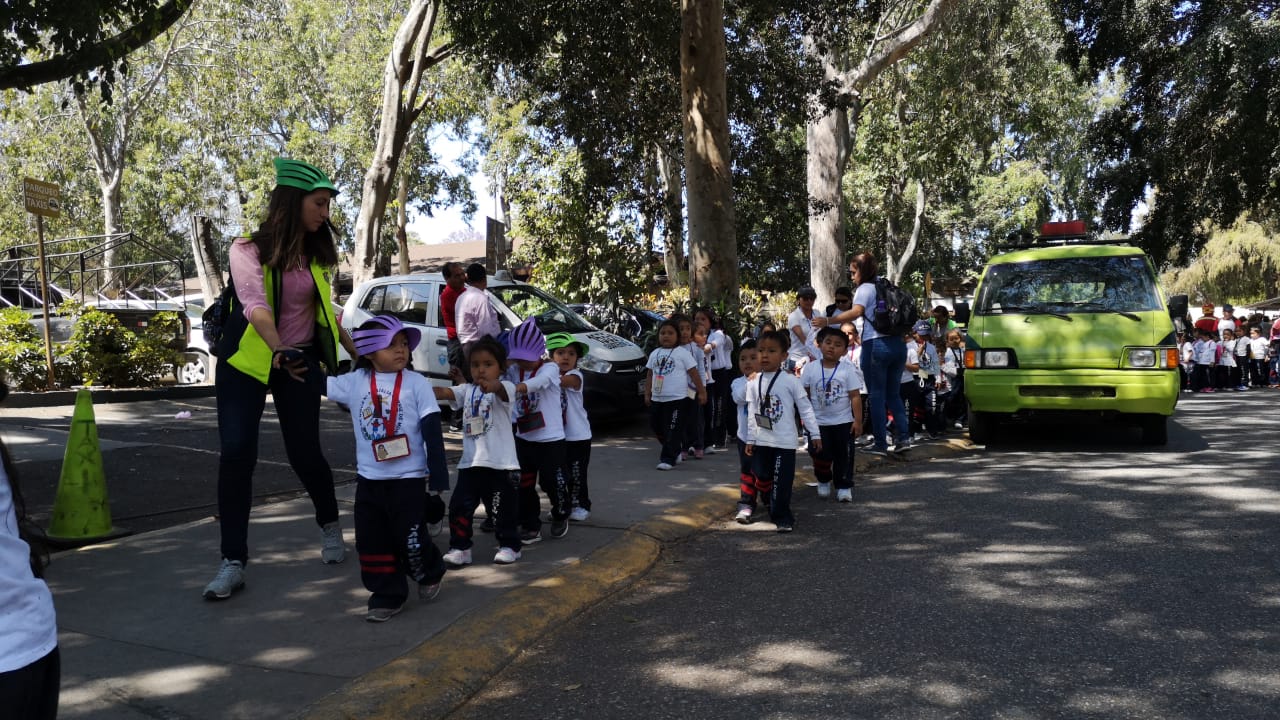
[{"x1": 449, "y1": 391, "x2": 1280, "y2": 720}]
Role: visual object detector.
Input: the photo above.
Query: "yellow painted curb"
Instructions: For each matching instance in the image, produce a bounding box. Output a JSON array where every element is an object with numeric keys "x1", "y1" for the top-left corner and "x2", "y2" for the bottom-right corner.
[{"x1": 300, "y1": 484, "x2": 739, "y2": 720}]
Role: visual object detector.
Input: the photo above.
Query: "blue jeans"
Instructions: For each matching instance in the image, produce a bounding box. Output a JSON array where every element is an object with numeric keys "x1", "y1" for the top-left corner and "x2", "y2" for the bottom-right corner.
[
  {"x1": 862, "y1": 335, "x2": 909, "y2": 450},
  {"x1": 215, "y1": 356, "x2": 339, "y2": 563}
]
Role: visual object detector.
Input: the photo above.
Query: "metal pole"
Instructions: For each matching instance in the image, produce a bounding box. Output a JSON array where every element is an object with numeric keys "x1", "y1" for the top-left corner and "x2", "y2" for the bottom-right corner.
[{"x1": 35, "y1": 214, "x2": 56, "y2": 390}]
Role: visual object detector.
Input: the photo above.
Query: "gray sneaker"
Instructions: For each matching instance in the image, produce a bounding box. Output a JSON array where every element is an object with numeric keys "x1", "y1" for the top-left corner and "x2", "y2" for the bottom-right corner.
[
  {"x1": 418, "y1": 580, "x2": 442, "y2": 602},
  {"x1": 321, "y1": 520, "x2": 346, "y2": 564},
  {"x1": 203, "y1": 559, "x2": 245, "y2": 600},
  {"x1": 366, "y1": 605, "x2": 402, "y2": 623}
]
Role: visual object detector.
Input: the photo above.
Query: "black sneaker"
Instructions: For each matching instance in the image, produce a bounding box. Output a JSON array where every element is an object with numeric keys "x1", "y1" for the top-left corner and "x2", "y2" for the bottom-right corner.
[
  {"x1": 550, "y1": 518, "x2": 569, "y2": 538},
  {"x1": 520, "y1": 528, "x2": 542, "y2": 544},
  {"x1": 775, "y1": 523, "x2": 794, "y2": 534},
  {"x1": 479, "y1": 517, "x2": 495, "y2": 533},
  {"x1": 863, "y1": 446, "x2": 888, "y2": 457}
]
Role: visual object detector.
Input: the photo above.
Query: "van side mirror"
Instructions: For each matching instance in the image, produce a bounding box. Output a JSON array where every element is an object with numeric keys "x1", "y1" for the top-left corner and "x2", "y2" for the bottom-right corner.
[
  {"x1": 953, "y1": 301, "x2": 971, "y2": 325},
  {"x1": 1167, "y1": 294, "x2": 1188, "y2": 319}
]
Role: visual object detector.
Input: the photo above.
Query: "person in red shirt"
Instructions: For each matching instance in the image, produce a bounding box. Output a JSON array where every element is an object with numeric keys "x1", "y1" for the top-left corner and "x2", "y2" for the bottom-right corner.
[
  {"x1": 439, "y1": 261, "x2": 467, "y2": 427},
  {"x1": 1194, "y1": 303, "x2": 1220, "y2": 335}
]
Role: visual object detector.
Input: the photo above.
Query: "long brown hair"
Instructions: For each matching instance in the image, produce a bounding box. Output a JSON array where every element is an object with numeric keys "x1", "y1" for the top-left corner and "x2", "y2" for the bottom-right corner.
[
  {"x1": 850, "y1": 252, "x2": 878, "y2": 284},
  {"x1": 250, "y1": 185, "x2": 339, "y2": 270}
]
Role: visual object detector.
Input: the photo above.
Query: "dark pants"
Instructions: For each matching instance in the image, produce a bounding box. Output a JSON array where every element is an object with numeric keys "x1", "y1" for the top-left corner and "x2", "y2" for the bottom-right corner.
[
  {"x1": 449, "y1": 467, "x2": 521, "y2": 552},
  {"x1": 0, "y1": 646, "x2": 59, "y2": 720},
  {"x1": 808, "y1": 422, "x2": 854, "y2": 490},
  {"x1": 682, "y1": 396, "x2": 704, "y2": 452},
  {"x1": 705, "y1": 368, "x2": 731, "y2": 446},
  {"x1": 753, "y1": 446, "x2": 797, "y2": 527},
  {"x1": 737, "y1": 441, "x2": 768, "y2": 508},
  {"x1": 355, "y1": 477, "x2": 445, "y2": 610},
  {"x1": 649, "y1": 399, "x2": 684, "y2": 465},
  {"x1": 215, "y1": 356, "x2": 339, "y2": 564},
  {"x1": 1192, "y1": 363, "x2": 1212, "y2": 390},
  {"x1": 516, "y1": 437, "x2": 568, "y2": 530},
  {"x1": 562, "y1": 439, "x2": 593, "y2": 510},
  {"x1": 1251, "y1": 358, "x2": 1268, "y2": 386}
]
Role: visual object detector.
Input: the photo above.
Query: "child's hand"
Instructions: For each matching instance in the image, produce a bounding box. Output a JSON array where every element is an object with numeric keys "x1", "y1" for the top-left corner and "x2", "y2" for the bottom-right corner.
[
  {"x1": 852, "y1": 422, "x2": 863, "y2": 438},
  {"x1": 744, "y1": 443, "x2": 754, "y2": 457},
  {"x1": 810, "y1": 438, "x2": 823, "y2": 453},
  {"x1": 448, "y1": 366, "x2": 465, "y2": 385},
  {"x1": 479, "y1": 378, "x2": 502, "y2": 394},
  {"x1": 697, "y1": 389, "x2": 707, "y2": 405}
]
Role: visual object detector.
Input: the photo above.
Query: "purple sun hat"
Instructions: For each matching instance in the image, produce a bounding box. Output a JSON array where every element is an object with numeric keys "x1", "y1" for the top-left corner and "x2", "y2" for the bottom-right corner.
[
  {"x1": 505, "y1": 317, "x2": 546, "y2": 361},
  {"x1": 352, "y1": 314, "x2": 421, "y2": 357}
]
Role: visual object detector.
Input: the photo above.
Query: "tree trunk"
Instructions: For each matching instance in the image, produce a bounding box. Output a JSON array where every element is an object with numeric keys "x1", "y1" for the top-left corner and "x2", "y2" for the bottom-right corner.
[
  {"x1": 189, "y1": 214, "x2": 224, "y2": 305},
  {"x1": 396, "y1": 173, "x2": 410, "y2": 275},
  {"x1": 351, "y1": 0, "x2": 451, "y2": 288},
  {"x1": 680, "y1": 0, "x2": 737, "y2": 309},
  {"x1": 806, "y1": 0, "x2": 958, "y2": 293},
  {"x1": 654, "y1": 141, "x2": 685, "y2": 286}
]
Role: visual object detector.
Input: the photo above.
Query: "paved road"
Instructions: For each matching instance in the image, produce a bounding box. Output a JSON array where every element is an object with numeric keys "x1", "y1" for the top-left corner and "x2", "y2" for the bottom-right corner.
[{"x1": 451, "y1": 391, "x2": 1280, "y2": 720}]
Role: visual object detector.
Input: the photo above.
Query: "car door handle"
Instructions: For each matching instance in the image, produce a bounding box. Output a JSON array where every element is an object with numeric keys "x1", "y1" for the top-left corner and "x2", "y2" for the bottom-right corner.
[{"x1": 435, "y1": 338, "x2": 448, "y2": 346}]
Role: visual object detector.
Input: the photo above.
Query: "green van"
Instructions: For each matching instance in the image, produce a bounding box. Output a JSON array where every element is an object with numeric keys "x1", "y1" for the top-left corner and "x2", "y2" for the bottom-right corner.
[{"x1": 955, "y1": 228, "x2": 1187, "y2": 445}]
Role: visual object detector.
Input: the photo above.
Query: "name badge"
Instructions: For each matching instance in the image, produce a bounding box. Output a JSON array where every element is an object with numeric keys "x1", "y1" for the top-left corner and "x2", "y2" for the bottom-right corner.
[
  {"x1": 465, "y1": 416, "x2": 485, "y2": 437},
  {"x1": 651, "y1": 375, "x2": 664, "y2": 394},
  {"x1": 516, "y1": 412, "x2": 546, "y2": 433},
  {"x1": 372, "y1": 434, "x2": 411, "y2": 461},
  {"x1": 755, "y1": 414, "x2": 773, "y2": 430}
]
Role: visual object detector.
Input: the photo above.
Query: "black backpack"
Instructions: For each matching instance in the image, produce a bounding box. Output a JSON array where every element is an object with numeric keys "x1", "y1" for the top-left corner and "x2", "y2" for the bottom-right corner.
[
  {"x1": 869, "y1": 277, "x2": 919, "y2": 336},
  {"x1": 201, "y1": 267, "x2": 280, "y2": 358}
]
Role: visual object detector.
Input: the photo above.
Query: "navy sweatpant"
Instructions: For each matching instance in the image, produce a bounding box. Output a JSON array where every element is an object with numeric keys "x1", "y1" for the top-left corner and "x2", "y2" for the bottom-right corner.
[
  {"x1": 808, "y1": 422, "x2": 854, "y2": 490},
  {"x1": 355, "y1": 477, "x2": 445, "y2": 611},
  {"x1": 737, "y1": 440, "x2": 769, "y2": 509},
  {"x1": 449, "y1": 466, "x2": 521, "y2": 552},
  {"x1": 516, "y1": 437, "x2": 568, "y2": 531},
  {"x1": 753, "y1": 446, "x2": 797, "y2": 527},
  {"x1": 562, "y1": 439, "x2": 593, "y2": 511},
  {"x1": 649, "y1": 399, "x2": 684, "y2": 465}
]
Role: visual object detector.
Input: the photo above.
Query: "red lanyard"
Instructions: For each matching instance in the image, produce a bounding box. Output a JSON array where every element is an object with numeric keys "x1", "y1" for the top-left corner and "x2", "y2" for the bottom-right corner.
[
  {"x1": 519, "y1": 362, "x2": 542, "y2": 412},
  {"x1": 369, "y1": 370, "x2": 404, "y2": 436}
]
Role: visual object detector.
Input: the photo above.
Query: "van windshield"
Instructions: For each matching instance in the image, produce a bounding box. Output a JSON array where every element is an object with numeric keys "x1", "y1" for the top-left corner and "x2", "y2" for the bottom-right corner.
[
  {"x1": 975, "y1": 256, "x2": 1162, "y2": 316},
  {"x1": 489, "y1": 284, "x2": 596, "y2": 333}
]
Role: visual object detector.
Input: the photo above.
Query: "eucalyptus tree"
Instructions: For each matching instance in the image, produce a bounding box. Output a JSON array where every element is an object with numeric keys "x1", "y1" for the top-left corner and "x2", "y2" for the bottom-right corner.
[
  {"x1": 1057, "y1": 0, "x2": 1280, "y2": 263},
  {"x1": 1161, "y1": 217, "x2": 1280, "y2": 305}
]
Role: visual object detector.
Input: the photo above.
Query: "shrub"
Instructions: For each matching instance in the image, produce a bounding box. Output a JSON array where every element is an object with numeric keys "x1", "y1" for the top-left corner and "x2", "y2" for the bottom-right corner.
[{"x1": 61, "y1": 307, "x2": 182, "y2": 387}]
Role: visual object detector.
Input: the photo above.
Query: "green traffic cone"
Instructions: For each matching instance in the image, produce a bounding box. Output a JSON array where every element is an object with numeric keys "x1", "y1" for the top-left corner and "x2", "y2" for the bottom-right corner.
[{"x1": 46, "y1": 389, "x2": 127, "y2": 546}]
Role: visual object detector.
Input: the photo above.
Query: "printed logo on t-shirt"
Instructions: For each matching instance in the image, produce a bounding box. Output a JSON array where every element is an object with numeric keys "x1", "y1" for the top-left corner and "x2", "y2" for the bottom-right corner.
[
  {"x1": 360, "y1": 391, "x2": 404, "y2": 441},
  {"x1": 760, "y1": 393, "x2": 784, "y2": 423},
  {"x1": 653, "y1": 355, "x2": 678, "y2": 377}
]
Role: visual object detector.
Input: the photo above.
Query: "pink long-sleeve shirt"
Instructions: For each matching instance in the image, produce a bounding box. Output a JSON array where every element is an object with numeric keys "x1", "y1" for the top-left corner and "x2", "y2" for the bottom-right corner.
[{"x1": 228, "y1": 240, "x2": 318, "y2": 347}]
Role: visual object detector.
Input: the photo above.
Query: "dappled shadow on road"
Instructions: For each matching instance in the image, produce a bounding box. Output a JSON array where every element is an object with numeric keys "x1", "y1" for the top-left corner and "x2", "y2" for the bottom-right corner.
[{"x1": 450, "y1": 395, "x2": 1280, "y2": 719}]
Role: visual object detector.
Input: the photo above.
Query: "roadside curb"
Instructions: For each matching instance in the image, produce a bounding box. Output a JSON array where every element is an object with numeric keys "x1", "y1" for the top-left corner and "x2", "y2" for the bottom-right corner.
[
  {"x1": 298, "y1": 485, "x2": 740, "y2": 720},
  {"x1": 4, "y1": 384, "x2": 216, "y2": 408}
]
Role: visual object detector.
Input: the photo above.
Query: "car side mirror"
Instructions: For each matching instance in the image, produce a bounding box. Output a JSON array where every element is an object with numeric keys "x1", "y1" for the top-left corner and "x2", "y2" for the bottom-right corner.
[
  {"x1": 953, "y1": 301, "x2": 971, "y2": 325},
  {"x1": 1167, "y1": 294, "x2": 1188, "y2": 319}
]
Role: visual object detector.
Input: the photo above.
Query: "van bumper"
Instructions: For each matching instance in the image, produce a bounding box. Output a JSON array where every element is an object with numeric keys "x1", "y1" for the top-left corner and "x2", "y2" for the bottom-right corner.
[{"x1": 966, "y1": 369, "x2": 1179, "y2": 416}]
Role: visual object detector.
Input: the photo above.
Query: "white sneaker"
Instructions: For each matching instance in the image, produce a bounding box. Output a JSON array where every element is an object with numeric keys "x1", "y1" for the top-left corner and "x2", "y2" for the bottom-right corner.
[
  {"x1": 734, "y1": 504, "x2": 753, "y2": 524},
  {"x1": 442, "y1": 548, "x2": 472, "y2": 567},
  {"x1": 816, "y1": 482, "x2": 831, "y2": 499},
  {"x1": 321, "y1": 520, "x2": 346, "y2": 564},
  {"x1": 837, "y1": 488, "x2": 853, "y2": 503},
  {"x1": 203, "y1": 559, "x2": 245, "y2": 600},
  {"x1": 676, "y1": 453, "x2": 685, "y2": 464},
  {"x1": 493, "y1": 547, "x2": 521, "y2": 564},
  {"x1": 569, "y1": 507, "x2": 590, "y2": 521},
  {"x1": 656, "y1": 462, "x2": 674, "y2": 471}
]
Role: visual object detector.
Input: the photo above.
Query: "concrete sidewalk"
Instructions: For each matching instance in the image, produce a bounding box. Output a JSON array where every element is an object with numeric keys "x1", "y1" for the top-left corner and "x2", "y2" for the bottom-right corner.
[{"x1": 46, "y1": 429, "x2": 970, "y2": 719}]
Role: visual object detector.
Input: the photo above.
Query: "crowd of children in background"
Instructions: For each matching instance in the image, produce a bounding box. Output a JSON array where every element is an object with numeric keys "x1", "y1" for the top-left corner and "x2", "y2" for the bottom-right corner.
[{"x1": 1180, "y1": 302, "x2": 1280, "y2": 393}]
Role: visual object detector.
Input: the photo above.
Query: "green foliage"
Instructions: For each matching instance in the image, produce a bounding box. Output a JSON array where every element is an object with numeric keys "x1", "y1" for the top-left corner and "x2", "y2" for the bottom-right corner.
[
  {"x1": 1057, "y1": 0, "x2": 1280, "y2": 263},
  {"x1": 55, "y1": 306, "x2": 182, "y2": 387},
  {"x1": 1160, "y1": 216, "x2": 1280, "y2": 306}
]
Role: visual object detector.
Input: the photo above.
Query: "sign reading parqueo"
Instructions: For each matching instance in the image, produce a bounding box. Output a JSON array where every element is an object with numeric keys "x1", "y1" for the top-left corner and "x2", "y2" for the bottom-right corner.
[{"x1": 23, "y1": 177, "x2": 61, "y2": 217}]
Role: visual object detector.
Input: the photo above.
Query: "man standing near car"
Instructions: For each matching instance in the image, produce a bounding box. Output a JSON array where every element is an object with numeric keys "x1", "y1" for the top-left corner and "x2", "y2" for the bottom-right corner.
[
  {"x1": 455, "y1": 263, "x2": 501, "y2": 374},
  {"x1": 440, "y1": 261, "x2": 467, "y2": 424}
]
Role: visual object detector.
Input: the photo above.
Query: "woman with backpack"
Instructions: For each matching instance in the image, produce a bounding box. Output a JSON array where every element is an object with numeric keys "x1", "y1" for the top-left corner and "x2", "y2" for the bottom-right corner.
[{"x1": 818, "y1": 252, "x2": 912, "y2": 455}]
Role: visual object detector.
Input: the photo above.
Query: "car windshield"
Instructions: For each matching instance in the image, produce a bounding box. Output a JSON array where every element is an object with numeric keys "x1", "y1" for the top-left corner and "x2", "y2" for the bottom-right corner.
[
  {"x1": 489, "y1": 284, "x2": 596, "y2": 333},
  {"x1": 974, "y1": 256, "x2": 1162, "y2": 315}
]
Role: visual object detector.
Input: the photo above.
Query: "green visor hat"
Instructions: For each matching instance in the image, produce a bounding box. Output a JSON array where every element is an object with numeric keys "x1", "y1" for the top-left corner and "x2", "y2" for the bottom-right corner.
[
  {"x1": 273, "y1": 157, "x2": 339, "y2": 196},
  {"x1": 545, "y1": 332, "x2": 589, "y2": 359}
]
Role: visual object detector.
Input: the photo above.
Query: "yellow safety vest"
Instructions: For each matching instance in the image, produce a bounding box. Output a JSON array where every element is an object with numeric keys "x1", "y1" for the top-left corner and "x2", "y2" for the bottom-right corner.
[{"x1": 225, "y1": 259, "x2": 340, "y2": 384}]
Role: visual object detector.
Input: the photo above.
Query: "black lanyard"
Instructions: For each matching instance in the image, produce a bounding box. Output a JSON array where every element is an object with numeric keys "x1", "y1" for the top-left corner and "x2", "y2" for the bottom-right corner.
[{"x1": 757, "y1": 370, "x2": 783, "y2": 409}]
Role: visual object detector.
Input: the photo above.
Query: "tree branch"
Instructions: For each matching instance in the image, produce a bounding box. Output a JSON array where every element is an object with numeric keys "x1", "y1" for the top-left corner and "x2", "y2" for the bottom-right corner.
[
  {"x1": 839, "y1": 0, "x2": 960, "y2": 97},
  {"x1": 0, "y1": 0, "x2": 196, "y2": 90}
]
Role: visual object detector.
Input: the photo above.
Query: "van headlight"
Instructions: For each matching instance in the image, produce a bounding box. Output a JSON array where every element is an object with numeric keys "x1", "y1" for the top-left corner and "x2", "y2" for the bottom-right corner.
[
  {"x1": 984, "y1": 350, "x2": 1010, "y2": 368},
  {"x1": 964, "y1": 349, "x2": 1015, "y2": 368},
  {"x1": 578, "y1": 353, "x2": 612, "y2": 373},
  {"x1": 1127, "y1": 349, "x2": 1156, "y2": 368}
]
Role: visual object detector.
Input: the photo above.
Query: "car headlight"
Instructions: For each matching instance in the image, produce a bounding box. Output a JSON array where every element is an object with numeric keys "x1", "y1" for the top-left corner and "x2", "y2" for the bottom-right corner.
[
  {"x1": 984, "y1": 350, "x2": 1010, "y2": 368},
  {"x1": 1127, "y1": 349, "x2": 1156, "y2": 368},
  {"x1": 578, "y1": 353, "x2": 612, "y2": 373}
]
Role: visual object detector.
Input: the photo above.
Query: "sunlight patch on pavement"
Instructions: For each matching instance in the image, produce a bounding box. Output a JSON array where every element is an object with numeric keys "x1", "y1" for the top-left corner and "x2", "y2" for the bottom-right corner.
[{"x1": 1211, "y1": 669, "x2": 1280, "y2": 696}]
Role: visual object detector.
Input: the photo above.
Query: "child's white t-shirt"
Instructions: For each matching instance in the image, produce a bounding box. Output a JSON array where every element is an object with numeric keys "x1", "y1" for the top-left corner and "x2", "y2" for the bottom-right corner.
[
  {"x1": 731, "y1": 375, "x2": 751, "y2": 444},
  {"x1": 1195, "y1": 339, "x2": 1217, "y2": 365},
  {"x1": 448, "y1": 382, "x2": 519, "y2": 470},
  {"x1": 801, "y1": 361, "x2": 864, "y2": 426},
  {"x1": 686, "y1": 341, "x2": 709, "y2": 389},
  {"x1": 745, "y1": 370, "x2": 820, "y2": 449},
  {"x1": 505, "y1": 361, "x2": 566, "y2": 442},
  {"x1": 1220, "y1": 339, "x2": 1237, "y2": 367},
  {"x1": 647, "y1": 346, "x2": 697, "y2": 402},
  {"x1": 902, "y1": 344, "x2": 920, "y2": 383},
  {"x1": 1236, "y1": 336, "x2": 1250, "y2": 359},
  {"x1": 328, "y1": 369, "x2": 440, "y2": 480},
  {"x1": 561, "y1": 368, "x2": 592, "y2": 441},
  {"x1": 1251, "y1": 336, "x2": 1269, "y2": 359},
  {"x1": 706, "y1": 329, "x2": 731, "y2": 371},
  {"x1": 1180, "y1": 341, "x2": 1194, "y2": 367}
]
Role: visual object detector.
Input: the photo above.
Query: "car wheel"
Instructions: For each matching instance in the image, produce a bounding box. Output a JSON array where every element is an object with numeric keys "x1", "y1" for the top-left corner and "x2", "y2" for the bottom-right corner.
[
  {"x1": 177, "y1": 350, "x2": 213, "y2": 385},
  {"x1": 1139, "y1": 414, "x2": 1167, "y2": 445},
  {"x1": 968, "y1": 408, "x2": 993, "y2": 445}
]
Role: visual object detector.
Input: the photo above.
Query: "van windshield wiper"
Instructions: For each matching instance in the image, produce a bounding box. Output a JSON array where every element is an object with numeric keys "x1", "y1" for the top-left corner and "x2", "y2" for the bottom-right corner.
[
  {"x1": 996, "y1": 304, "x2": 1073, "y2": 321},
  {"x1": 1069, "y1": 302, "x2": 1142, "y2": 321}
]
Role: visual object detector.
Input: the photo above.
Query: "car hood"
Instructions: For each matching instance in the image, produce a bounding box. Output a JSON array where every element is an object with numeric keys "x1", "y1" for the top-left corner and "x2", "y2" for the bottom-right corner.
[{"x1": 576, "y1": 330, "x2": 644, "y2": 362}]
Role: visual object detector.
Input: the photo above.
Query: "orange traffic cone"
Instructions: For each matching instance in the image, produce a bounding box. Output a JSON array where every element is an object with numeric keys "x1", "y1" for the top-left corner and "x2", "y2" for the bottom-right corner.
[{"x1": 46, "y1": 389, "x2": 128, "y2": 547}]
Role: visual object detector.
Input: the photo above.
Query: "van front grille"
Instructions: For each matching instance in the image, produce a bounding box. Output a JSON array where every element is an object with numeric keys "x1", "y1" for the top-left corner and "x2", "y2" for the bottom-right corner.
[{"x1": 1019, "y1": 386, "x2": 1116, "y2": 398}]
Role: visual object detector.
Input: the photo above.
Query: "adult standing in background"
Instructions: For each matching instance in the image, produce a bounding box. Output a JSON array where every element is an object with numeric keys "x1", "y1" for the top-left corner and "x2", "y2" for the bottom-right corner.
[
  {"x1": 820, "y1": 252, "x2": 911, "y2": 455},
  {"x1": 824, "y1": 286, "x2": 853, "y2": 319},
  {"x1": 455, "y1": 263, "x2": 502, "y2": 365},
  {"x1": 786, "y1": 286, "x2": 824, "y2": 374},
  {"x1": 0, "y1": 381, "x2": 59, "y2": 719},
  {"x1": 695, "y1": 307, "x2": 732, "y2": 450},
  {"x1": 439, "y1": 261, "x2": 467, "y2": 424},
  {"x1": 1218, "y1": 303, "x2": 1237, "y2": 340},
  {"x1": 204, "y1": 158, "x2": 359, "y2": 601}
]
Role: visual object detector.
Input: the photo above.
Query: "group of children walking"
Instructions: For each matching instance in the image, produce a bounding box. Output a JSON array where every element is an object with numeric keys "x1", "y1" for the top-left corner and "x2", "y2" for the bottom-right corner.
[
  {"x1": 1181, "y1": 324, "x2": 1273, "y2": 392},
  {"x1": 327, "y1": 314, "x2": 592, "y2": 622}
]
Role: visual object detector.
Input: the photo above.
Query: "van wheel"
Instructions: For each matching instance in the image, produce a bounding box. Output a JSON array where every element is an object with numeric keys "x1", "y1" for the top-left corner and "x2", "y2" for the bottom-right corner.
[
  {"x1": 968, "y1": 409, "x2": 993, "y2": 445},
  {"x1": 1139, "y1": 415, "x2": 1168, "y2": 445}
]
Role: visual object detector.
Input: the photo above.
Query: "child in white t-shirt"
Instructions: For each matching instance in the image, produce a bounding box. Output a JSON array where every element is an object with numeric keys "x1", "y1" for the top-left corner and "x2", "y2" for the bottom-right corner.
[
  {"x1": 433, "y1": 336, "x2": 523, "y2": 567},
  {"x1": 503, "y1": 318, "x2": 569, "y2": 544},
  {"x1": 645, "y1": 319, "x2": 705, "y2": 470},
  {"x1": 801, "y1": 327, "x2": 865, "y2": 503},
  {"x1": 546, "y1": 333, "x2": 594, "y2": 522},
  {"x1": 327, "y1": 315, "x2": 447, "y2": 622},
  {"x1": 1249, "y1": 327, "x2": 1269, "y2": 387},
  {"x1": 732, "y1": 340, "x2": 765, "y2": 523},
  {"x1": 1218, "y1": 328, "x2": 1238, "y2": 390},
  {"x1": 745, "y1": 330, "x2": 822, "y2": 533}
]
